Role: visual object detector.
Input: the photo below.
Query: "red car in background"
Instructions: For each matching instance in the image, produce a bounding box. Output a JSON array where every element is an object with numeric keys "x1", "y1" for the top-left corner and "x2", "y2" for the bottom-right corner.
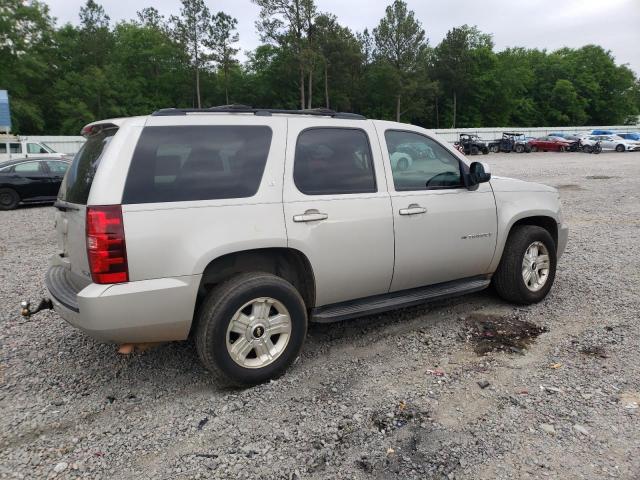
[{"x1": 529, "y1": 136, "x2": 573, "y2": 152}]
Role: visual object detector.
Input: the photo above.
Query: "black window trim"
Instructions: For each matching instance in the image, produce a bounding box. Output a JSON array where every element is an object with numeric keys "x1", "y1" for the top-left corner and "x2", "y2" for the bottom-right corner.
[
  {"x1": 293, "y1": 126, "x2": 378, "y2": 196},
  {"x1": 384, "y1": 128, "x2": 468, "y2": 192}
]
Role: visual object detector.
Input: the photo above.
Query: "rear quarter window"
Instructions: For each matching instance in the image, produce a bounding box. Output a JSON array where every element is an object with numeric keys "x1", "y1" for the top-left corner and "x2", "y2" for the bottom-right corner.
[{"x1": 122, "y1": 126, "x2": 273, "y2": 204}]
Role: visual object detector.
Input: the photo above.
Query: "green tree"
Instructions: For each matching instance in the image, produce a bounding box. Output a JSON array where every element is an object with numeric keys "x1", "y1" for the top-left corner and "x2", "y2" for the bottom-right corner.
[
  {"x1": 373, "y1": 0, "x2": 427, "y2": 121},
  {"x1": 172, "y1": 0, "x2": 211, "y2": 108},
  {"x1": 206, "y1": 12, "x2": 239, "y2": 104}
]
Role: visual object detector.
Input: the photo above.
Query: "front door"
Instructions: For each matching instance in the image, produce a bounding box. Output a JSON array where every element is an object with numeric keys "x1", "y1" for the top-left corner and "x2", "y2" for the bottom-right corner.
[
  {"x1": 376, "y1": 126, "x2": 497, "y2": 292},
  {"x1": 283, "y1": 119, "x2": 394, "y2": 307},
  {"x1": 11, "y1": 160, "x2": 52, "y2": 200}
]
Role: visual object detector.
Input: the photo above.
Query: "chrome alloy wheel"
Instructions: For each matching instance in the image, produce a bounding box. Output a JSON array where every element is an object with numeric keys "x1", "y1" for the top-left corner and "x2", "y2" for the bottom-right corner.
[
  {"x1": 226, "y1": 297, "x2": 292, "y2": 369},
  {"x1": 522, "y1": 241, "x2": 551, "y2": 292}
]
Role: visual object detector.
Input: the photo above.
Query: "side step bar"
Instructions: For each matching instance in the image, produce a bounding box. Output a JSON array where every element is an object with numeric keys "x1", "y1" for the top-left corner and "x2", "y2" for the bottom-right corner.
[{"x1": 311, "y1": 276, "x2": 491, "y2": 323}]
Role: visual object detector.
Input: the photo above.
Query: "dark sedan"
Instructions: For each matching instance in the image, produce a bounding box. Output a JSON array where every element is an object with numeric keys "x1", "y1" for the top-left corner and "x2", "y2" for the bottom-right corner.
[{"x1": 0, "y1": 157, "x2": 71, "y2": 210}]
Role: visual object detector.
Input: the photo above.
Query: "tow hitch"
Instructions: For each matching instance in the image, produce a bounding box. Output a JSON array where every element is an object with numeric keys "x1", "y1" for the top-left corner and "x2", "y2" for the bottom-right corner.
[{"x1": 20, "y1": 298, "x2": 53, "y2": 318}]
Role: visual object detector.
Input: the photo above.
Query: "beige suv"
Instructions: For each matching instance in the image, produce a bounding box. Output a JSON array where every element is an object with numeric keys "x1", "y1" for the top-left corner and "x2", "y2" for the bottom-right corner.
[{"x1": 45, "y1": 106, "x2": 568, "y2": 385}]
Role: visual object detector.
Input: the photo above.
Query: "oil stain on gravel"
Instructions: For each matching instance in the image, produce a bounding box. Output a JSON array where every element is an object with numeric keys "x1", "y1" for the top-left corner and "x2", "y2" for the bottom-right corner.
[{"x1": 463, "y1": 312, "x2": 548, "y2": 355}]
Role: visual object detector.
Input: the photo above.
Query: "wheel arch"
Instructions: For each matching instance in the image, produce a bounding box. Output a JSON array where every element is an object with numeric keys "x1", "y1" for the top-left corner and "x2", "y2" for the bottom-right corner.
[{"x1": 192, "y1": 247, "x2": 316, "y2": 333}]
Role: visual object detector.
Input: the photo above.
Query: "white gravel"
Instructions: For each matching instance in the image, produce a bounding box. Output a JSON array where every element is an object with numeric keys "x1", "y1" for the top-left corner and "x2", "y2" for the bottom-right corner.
[{"x1": 1, "y1": 151, "x2": 639, "y2": 479}]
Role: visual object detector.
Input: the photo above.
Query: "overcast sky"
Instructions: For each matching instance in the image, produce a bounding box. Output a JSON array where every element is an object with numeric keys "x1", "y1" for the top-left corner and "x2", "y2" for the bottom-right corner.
[{"x1": 44, "y1": 0, "x2": 640, "y2": 74}]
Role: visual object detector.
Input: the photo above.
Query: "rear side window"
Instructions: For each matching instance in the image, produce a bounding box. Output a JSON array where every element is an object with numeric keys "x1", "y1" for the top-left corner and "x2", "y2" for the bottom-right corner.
[
  {"x1": 59, "y1": 126, "x2": 118, "y2": 204},
  {"x1": 0, "y1": 144, "x2": 6, "y2": 154},
  {"x1": 9, "y1": 143, "x2": 22, "y2": 153},
  {"x1": 123, "y1": 126, "x2": 272, "y2": 204},
  {"x1": 293, "y1": 128, "x2": 376, "y2": 195}
]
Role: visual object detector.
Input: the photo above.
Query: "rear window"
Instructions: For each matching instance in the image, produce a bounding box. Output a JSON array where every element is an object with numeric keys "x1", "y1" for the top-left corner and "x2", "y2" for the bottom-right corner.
[
  {"x1": 59, "y1": 126, "x2": 118, "y2": 204},
  {"x1": 122, "y1": 126, "x2": 272, "y2": 204}
]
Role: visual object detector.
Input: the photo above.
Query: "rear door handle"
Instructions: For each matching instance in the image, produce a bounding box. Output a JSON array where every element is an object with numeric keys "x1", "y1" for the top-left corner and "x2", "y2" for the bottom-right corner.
[
  {"x1": 293, "y1": 209, "x2": 328, "y2": 222},
  {"x1": 399, "y1": 204, "x2": 427, "y2": 215}
]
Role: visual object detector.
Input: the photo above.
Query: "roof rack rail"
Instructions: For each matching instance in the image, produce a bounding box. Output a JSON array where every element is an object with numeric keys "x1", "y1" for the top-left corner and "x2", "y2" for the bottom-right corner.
[{"x1": 151, "y1": 105, "x2": 366, "y2": 120}]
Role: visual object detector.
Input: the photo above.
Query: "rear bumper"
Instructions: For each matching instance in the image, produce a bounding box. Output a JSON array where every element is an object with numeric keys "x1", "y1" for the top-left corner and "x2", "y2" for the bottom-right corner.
[{"x1": 46, "y1": 259, "x2": 201, "y2": 343}]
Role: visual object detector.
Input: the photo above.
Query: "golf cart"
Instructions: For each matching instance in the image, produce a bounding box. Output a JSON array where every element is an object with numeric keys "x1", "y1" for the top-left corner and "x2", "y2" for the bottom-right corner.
[
  {"x1": 456, "y1": 134, "x2": 489, "y2": 155},
  {"x1": 488, "y1": 132, "x2": 532, "y2": 153}
]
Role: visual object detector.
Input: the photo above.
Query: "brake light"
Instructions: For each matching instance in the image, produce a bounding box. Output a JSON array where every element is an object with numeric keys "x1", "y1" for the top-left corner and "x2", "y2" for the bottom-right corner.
[{"x1": 86, "y1": 206, "x2": 129, "y2": 284}]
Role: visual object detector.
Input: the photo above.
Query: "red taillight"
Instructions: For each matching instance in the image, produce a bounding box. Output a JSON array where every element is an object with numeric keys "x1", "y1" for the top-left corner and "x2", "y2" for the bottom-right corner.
[{"x1": 86, "y1": 206, "x2": 129, "y2": 284}]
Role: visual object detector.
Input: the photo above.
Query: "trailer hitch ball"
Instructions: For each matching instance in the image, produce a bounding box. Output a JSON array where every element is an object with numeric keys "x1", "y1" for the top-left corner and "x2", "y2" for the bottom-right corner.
[{"x1": 20, "y1": 298, "x2": 53, "y2": 318}]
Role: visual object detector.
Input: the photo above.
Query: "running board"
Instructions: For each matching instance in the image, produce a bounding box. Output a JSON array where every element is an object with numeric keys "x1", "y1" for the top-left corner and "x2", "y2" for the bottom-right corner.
[{"x1": 311, "y1": 276, "x2": 490, "y2": 323}]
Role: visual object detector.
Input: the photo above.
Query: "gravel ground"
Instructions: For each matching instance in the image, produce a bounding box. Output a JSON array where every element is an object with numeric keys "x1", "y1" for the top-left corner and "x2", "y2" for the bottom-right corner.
[{"x1": 1, "y1": 151, "x2": 639, "y2": 480}]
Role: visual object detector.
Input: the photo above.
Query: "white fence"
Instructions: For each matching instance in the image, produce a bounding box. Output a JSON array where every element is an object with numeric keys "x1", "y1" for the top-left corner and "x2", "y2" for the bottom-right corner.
[{"x1": 24, "y1": 124, "x2": 640, "y2": 155}]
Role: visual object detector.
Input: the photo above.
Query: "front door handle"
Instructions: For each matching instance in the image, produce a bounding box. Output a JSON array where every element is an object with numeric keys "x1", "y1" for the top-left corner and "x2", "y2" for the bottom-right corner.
[
  {"x1": 399, "y1": 204, "x2": 427, "y2": 215},
  {"x1": 293, "y1": 209, "x2": 329, "y2": 222}
]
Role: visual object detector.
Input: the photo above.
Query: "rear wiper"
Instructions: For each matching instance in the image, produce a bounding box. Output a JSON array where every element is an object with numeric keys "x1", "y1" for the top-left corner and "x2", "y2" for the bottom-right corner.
[{"x1": 54, "y1": 201, "x2": 79, "y2": 212}]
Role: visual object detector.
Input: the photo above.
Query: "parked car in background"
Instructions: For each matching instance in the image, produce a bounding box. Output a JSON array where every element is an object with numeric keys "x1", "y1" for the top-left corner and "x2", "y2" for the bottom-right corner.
[
  {"x1": 581, "y1": 135, "x2": 640, "y2": 152},
  {"x1": 0, "y1": 157, "x2": 70, "y2": 210},
  {"x1": 488, "y1": 132, "x2": 532, "y2": 153},
  {"x1": 0, "y1": 135, "x2": 69, "y2": 162},
  {"x1": 528, "y1": 136, "x2": 573, "y2": 152},
  {"x1": 590, "y1": 130, "x2": 616, "y2": 136},
  {"x1": 617, "y1": 132, "x2": 640, "y2": 141},
  {"x1": 38, "y1": 106, "x2": 568, "y2": 385},
  {"x1": 456, "y1": 134, "x2": 489, "y2": 155}
]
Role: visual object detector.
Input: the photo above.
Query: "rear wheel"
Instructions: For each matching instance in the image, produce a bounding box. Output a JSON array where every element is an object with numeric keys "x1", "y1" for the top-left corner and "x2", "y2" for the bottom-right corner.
[
  {"x1": 615, "y1": 144, "x2": 625, "y2": 152},
  {"x1": 515, "y1": 144, "x2": 524, "y2": 153},
  {"x1": 195, "y1": 272, "x2": 308, "y2": 386},
  {"x1": 0, "y1": 188, "x2": 19, "y2": 210},
  {"x1": 481, "y1": 147, "x2": 489, "y2": 155},
  {"x1": 492, "y1": 226, "x2": 557, "y2": 304},
  {"x1": 583, "y1": 145, "x2": 592, "y2": 153}
]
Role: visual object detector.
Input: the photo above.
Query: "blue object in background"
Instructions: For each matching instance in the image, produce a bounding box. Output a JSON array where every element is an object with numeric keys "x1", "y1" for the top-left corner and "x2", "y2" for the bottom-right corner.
[{"x1": 0, "y1": 90, "x2": 11, "y2": 133}]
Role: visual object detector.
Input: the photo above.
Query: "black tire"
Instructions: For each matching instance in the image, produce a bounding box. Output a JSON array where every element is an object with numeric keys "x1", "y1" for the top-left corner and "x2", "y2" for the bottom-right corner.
[
  {"x1": 481, "y1": 147, "x2": 489, "y2": 155},
  {"x1": 582, "y1": 145, "x2": 592, "y2": 153},
  {"x1": 195, "y1": 272, "x2": 308, "y2": 386},
  {"x1": 490, "y1": 145, "x2": 499, "y2": 153},
  {"x1": 0, "y1": 188, "x2": 20, "y2": 210},
  {"x1": 492, "y1": 225, "x2": 557, "y2": 305},
  {"x1": 515, "y1": 144, "x2": 524, "y2": 153},
  {"x1": 397, "y1": 158, "x2": 409, "y2": 170},
  {"x1": 615, "y1": 144, "x2": 625, "y2": 152}
]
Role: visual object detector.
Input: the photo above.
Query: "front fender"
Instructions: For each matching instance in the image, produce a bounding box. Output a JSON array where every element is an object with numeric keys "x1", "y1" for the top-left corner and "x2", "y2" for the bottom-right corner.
[{"x1": 488, "y1": 190, "x2": 562, "y2": 273}]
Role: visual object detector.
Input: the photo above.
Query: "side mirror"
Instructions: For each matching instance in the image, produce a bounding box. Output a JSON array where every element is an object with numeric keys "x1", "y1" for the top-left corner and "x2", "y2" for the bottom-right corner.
[{"x1": 467, "y1": 161, "x2": 491, "y2": 189}]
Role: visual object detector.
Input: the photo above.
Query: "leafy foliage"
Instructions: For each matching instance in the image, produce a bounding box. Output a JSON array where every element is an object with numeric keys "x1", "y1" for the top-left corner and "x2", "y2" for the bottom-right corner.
[{"x1": 1, "y1": 0, "x2": 638, "y2": 134}]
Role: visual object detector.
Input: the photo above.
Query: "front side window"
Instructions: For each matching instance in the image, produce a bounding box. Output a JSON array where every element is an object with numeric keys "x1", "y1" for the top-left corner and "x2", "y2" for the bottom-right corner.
[
  {"x1": 123, "y1": 126, "x2": 273, "y2": 204},
  {"x1": 14, "y1": 161, "x2": 42, "y2": 173},
  {"x1": 293, "y1": 128, "x2": 376, "y2": 195},
  {"x1": 28, "y1": 143, "x2": 48, "y2": 154},
  {"x1": 9, "y1": 143, "x2": 22, "y2": 153},
  {"x1": 385, "y1": 130, "x2": 462, "y2": 191}
]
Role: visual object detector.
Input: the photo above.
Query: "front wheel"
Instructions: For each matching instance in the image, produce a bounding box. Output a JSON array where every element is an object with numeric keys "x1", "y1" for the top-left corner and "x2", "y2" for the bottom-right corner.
[
  {"x1": 583, "y1": 145, "x2": 592, "y2": 153},
  {"x1": 0, "y1": 188, "x2": 20, "y2": 210},
  {"x1": 195, "y1": 272, "x2": 308, "y2": 386},
  {"x1": 492, "y1": 226, "x2": 557, "y2": 304},
  {"x1": 515, "y1": 144, "x2": 524, "y2": 153},
  {"x1": 615, "y1": 144, "x2": 625, "y2": 152},
  {"x1": 490, "y1": 145, "x2": 499, "y2": 153}
]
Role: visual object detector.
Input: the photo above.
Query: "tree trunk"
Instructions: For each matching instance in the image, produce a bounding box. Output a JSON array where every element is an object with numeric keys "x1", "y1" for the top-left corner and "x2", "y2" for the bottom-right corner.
[
  {"x1": 452, "y1": 91, "x2": 456, "y2": 129},
  {"x1": 224, "y1": 66, "x2": 229, "y2": 105},
  {"x1": 324, "y1": 64, "x2": 329, "y2": 109},
  {"x1": 396, "y1": 95, "x2": 401, "y2": 122},
  {"x1": 307, "y1": 70, "x2": 313, "y2": 109},
  {"x1": 195, "y1": 67, "x2": 201, "y2": 108},
  {"x1": 299, "y1": 66, "x2": 305, "y2": 110}
]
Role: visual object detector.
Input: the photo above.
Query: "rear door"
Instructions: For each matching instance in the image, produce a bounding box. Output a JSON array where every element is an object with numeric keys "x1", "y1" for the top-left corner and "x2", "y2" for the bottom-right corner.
[
  {"x1": 55, "y1": 125, "x2": 118, "y2": 287},
  {"x1": 11, "y1": 160, "x2": 51, "y2": 200},
  {"x1": 283, "y1": 119, "x2": 394, "y2": 307}
]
